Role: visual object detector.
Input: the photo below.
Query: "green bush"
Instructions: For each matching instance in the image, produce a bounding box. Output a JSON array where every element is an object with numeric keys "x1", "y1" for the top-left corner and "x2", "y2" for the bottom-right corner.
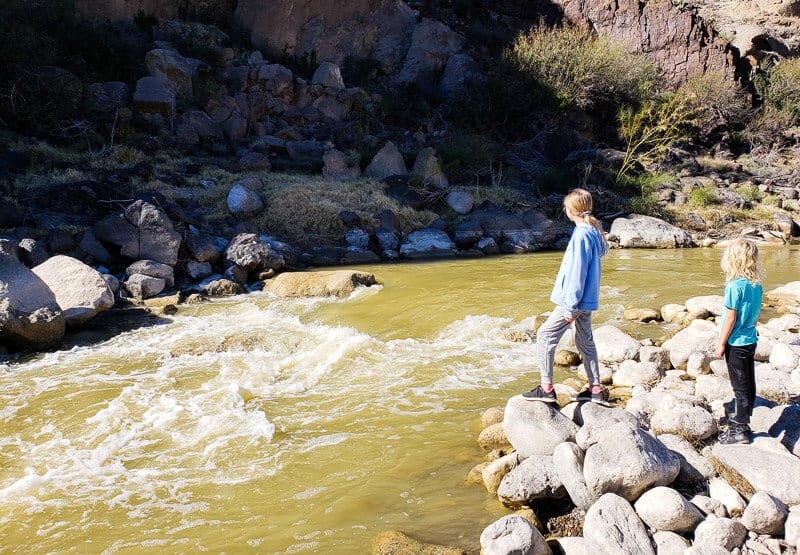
[
  {"x1": 761, "y1": 58, "x2": 800, "y2": 125},
  {"x1": 505, "y1": 23, "x2": 659, "y2": 113},
  {"x1": 678, "y1": 71, "x2": 751, "y2": 135},
  {"x1": 734, "y1": 184, "x2": 762, "y2": 202},
  {"x1": 616, "y1": 91, "x2": 701, "y2": 182},
  {"x1": 688, "y1": 185, "x2": 717, "y2": 207}
]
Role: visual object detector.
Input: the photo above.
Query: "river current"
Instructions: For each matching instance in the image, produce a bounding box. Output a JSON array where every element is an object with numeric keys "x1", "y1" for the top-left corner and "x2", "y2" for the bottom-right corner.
[{"x1": 2, "y1": 246, "x2": 799, "y2": 553}]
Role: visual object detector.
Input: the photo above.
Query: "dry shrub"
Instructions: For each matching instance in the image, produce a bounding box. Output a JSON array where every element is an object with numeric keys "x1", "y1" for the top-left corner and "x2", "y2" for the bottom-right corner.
[
  {"x1": 709, "y1": 455, "x2": 755, "y2": 502},
  {"x1": 253, "y1": 174, "x2": 437, "y2": 246}
]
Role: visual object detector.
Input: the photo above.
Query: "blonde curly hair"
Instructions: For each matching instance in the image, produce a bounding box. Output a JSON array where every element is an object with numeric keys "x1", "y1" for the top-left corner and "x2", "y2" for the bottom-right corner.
[{"x1": 721, "y1": 238, "x2": 762, "y2": 285}]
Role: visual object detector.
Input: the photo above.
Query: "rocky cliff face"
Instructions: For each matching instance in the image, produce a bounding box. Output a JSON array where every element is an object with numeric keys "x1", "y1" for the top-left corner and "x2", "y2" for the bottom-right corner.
[
  {"x1": 554, "y1": 0, "x2": 735, "y2": 83},
  {"x1": 233, "y1": 0, "x2": 417, "y2": 72},
  {"x1": 75, "y1": 0, "x2": 179, "y2": 21}
]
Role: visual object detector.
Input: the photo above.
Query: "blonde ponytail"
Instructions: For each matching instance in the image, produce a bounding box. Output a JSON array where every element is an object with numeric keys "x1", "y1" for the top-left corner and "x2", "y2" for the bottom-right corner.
[{"x1": 564, "y1": 189, "x2": 608, "y2": 255}]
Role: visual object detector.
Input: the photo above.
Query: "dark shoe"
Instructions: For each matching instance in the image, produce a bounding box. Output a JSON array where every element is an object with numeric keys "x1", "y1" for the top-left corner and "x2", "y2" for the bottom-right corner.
[
  {"x1": 522, "y1": 385, "x2": 557, "y2": 403},
  {"x1": 575, "y1": 385, "x2": 610, "y2": 405},
  {"x1": 719, "y1": 421, "x2": 751, "y2": 445}
]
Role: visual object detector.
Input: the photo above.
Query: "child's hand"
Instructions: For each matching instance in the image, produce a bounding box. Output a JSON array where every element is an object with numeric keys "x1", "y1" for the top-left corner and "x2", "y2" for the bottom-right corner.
[{"x1": 714, "y1": 343, "x2": 725, "y2": 359}]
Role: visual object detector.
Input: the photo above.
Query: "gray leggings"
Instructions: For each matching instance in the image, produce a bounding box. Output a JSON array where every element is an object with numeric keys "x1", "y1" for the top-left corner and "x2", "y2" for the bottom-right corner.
[{"x1": 537, "y1": 306, "x2": 601, "y2": 386}]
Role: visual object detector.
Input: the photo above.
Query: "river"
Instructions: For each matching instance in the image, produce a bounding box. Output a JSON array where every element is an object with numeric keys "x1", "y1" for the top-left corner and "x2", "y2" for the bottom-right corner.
[{"x1": 1, "y1": 246, "x2": 799, "y2": 553}]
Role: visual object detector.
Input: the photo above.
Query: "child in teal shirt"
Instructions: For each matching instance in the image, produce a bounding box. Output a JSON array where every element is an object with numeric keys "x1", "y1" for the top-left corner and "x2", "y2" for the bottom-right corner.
[{"x1": 714, "y1": 238, "x2": 763, "y2": 444}]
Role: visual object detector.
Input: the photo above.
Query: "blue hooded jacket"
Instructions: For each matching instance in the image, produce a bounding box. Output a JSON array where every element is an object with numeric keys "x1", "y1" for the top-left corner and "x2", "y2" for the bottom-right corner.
[{"x1": 550, "y1": 223, "x2": 605, "y2": 317}]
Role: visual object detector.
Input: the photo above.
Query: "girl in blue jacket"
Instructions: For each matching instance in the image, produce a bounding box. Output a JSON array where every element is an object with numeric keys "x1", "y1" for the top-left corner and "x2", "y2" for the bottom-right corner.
[{"x1": 523, "y1": 188, "x2": 608, "y2": 404}]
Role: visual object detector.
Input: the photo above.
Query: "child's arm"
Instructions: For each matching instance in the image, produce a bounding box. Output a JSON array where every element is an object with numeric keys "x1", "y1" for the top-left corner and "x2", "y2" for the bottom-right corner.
[{"x1": 715, "y1": 307, "x2": 737, "y2": 358}]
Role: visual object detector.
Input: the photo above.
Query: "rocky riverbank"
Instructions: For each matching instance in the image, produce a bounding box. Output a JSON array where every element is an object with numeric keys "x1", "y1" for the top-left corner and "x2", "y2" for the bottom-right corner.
[{"x1": 458, "y1": 284, "x2": 800, "y2": 554}]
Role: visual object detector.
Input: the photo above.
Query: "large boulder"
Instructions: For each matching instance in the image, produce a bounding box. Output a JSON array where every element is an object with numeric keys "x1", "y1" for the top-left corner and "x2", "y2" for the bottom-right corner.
[
  {"x1": 225, "y1": 233, "x2": 285, "y2": 273},
  {"x1": 32, "y1": 255, "x2": 114, "y2": 327},
  {"x1": 663, "y1": 319, "x2": 719, "y2": 370},
  {"x1": 480, "y1": 514, "x2": 551, "y2": 555},
  {"x1": 594, "y1": 325, "x2": 642, "y2": 364},
  {"x1": 609, "y1": 214, "x2": 693, "y2": 248},
  {"x1": 502, "y1": 395, "x2": 579, "y2": 457},
  {"x1": 583, "y1": 422, "x2": 680, "y2": 501},
  {"x1": 399, "y1": 229, "x2": 457, "y2": 259},
  {"x1": 583, "y1": 493, "x2": 655, "y2": 554},
  {"x1": 364, "y1": 141, "x2": 407, "y2": 179},
  {"x1": 263, "y1": 270, "x2": 378, "y2": 298},
  {"x1": 633, "y1": 486, "x2": 704, "y2": 533},
  {"x1": 711, "y1": 443, "x2": 800, "y2": 505},
  {"x1": 93, "y1": 200, "x2": 181, "y2": 266},
  {"x1": 497, "y1": 454, "x2": 567, "y2": 508},
  {"x1": 0, "y1": 242, "x2": 65, "y2": 350},
  {"x1": 396, "y1": 18, "x2": 466, "y2": 86},
  {"x1": 145, "y1": 48, "x2": 194, "y2": 98}
]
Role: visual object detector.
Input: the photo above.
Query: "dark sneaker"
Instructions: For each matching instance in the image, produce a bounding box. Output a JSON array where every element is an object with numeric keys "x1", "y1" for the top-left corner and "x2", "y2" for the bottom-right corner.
[
  {"x1": 719, "y1": 422, "x2": 751, "y2": 445},
  {"x1": 522, "y1": 386, "x2": 557, "y2": 403},
  {"x1": 575, "y1": 385, "x2": 610, "y2": 405}
]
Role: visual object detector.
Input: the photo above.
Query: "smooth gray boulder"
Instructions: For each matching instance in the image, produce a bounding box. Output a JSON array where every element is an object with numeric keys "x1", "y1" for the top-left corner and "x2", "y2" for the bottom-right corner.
[
  {"x1": 693, "y1": 515, "x2": 747, "y2": 551},
  {"x1": 479, "y1": 514, "x2": 551, "y2": 555},
  {"x1": 583, "y1": 493, "x2": 655, "y2": 554},
  {"x1": 663, "y1": 319, "x2": 719, "y2": 370},
  {"x1": 633, "y1": 486, "x2": 704, "y2": 532},
  {"x1": 124, "y1": 274, "x2": 165, "y2": 300},
  {"x1": 612, "y1": 360, "x2": 663, "y2": 387},
  {"x1": 0, "y1": 243, "x2": 65, "y2": 350},
  {"x1": 594, "y1": 325, "x2": 641, "y2": 364},
  {"x1": 652, "y1": 531, "x2": 691, "y2": 554},
  {"x1": 712, "y1": 443, "x2": 800, "y2": 505},
  {"x1": 650, "y1": 405, "x2": 718, "y2": 441},
  {"x1": 583, "y1": 422, "x2": 680, "y2": 501},
  {"x1": 741, "y1": 491, "x2": 788, "y2": 535},
  {"x1": 32, "y1": 255, "x2": 114, "y2": 327},
  {"x1": 497, "y1": 454, "x2": 566, "y2": 508},
  {"x1": 227, "y1": 182, "x2": 264, "y2": 216},
  {"x1": 126, "y1": 260, "x2": 174, "y2": 288},
  {"x1": 609, "y1": 213, "x2": 693, "y2": 248},
  {"x1": 553, "y1": 442, "x2": 596, "y2": 510},
  {"x1": 399, "y1": 229, "x2": 457, "y2": 259},
  {"x1": 363, "y1": 141, "x2": 406, "y2": 179},
  {"x1": 503, "y1": 395, "x2": 579, "y2": 457}
]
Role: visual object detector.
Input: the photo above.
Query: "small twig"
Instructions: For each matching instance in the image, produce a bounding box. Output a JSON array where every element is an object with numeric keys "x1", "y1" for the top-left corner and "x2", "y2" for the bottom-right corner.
[{"x1": 97, "y1": 198, "x2": 135, "y2": 204}]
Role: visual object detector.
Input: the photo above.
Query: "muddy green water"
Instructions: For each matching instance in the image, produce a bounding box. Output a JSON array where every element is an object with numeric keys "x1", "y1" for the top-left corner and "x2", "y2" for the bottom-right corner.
[{"x1": 1, "y1": 247, "x2": 799, "y2": 554}]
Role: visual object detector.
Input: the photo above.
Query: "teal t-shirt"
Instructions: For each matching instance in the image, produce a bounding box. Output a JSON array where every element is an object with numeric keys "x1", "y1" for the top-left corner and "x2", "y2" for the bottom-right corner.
[{"x1": 722, "y1": 277, "x2": 762, "y2": 346}]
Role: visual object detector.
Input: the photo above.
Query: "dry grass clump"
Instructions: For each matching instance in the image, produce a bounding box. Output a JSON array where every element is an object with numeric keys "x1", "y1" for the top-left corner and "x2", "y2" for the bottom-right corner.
[
  {"x1": 254, "y1": 174, "x2": 438, "y2": 245},
  {"x1": 709, "y1": 455, "x2": 755, "y2": 503}
]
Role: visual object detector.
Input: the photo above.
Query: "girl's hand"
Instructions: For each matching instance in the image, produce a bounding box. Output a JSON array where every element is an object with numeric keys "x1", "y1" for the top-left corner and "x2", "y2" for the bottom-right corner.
[
  {"x1": 714, "y1": 343, "x2": 725, "y2": 359},
  {"x1": 564, "y1": 317, "x2": 575, "y2": 323}
]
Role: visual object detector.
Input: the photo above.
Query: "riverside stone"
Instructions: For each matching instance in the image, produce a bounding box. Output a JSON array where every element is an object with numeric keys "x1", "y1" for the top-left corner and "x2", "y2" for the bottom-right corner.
[
  {"x1": 502, "y1": 395, "x2": 579, "y2": 457},
  {"x1": 711, "y1": 443, "x2": 800, "y2": 505},
  {"x1": 399, "y1": 229, "x2": 457, "y2": 259},
  {"x1": 477, "y1": 423, "x2": 510, "y2": 451},
  {"x1": 0, "y1": 245, "x2": 65, "y2": 350},
  {"x1": 583, "y1": 422, "x2": 680, "y2": 501},
  {"x1": 652, "y1": 531, "x2": 691, "y2": 554},
  {"x1": 690, "y1": 494, "x2": 728, "y2": 517},
  {"x1": 227, "y1": 182, "x2": 264, "y2": 216},
  {"x1": 594, "y1": 325, "x2": 641, "y2": 364},
  {"x1": 609, "y1": 213, "x2": 693, "y2": 248},
  {"x1": 583, "y1": 493, "x2": 655, "y2": 554},
  {"x1": 708, "y1": 477, "x2": 747, "y2": 517},
  {"x1": 479, "y1": 514, "x2": 550, "y2": 555},
  {"x1": 741, "y1": 491, "x2": 788, "y2": 535},
  {"x1": 663, "y1": 318, "x2": 719, "y2": 370},
  {"x1": 497, "y1": 454, "x2": 566, "y2": 508},
  {"x1": 32, "y1": 255, "x2": 114, "y2": 327},
  {"x1": 126, "y1": 260, "x2": 174, "y2": 288},
  {"x1": 650, "y1": 405, "x2": 718, "y2": 441},
  {"x1": 263, "y1": 270, "x2": 378, "y2": 299},
  {"x1": 612, "y1": 359, "x2": 663, "y2": 387},
  {"x1": 633, "y1": 486, "x2": 704, "y2": 532},
  {"x1": 124, "y1": 274, "x2": 165, "y2": 300},
  {"x1": 693, "y1": 515, "x2": 747, "y2": 551},
  {"x1": 481, "y1": 452, "x2": 520, "y2": 495},
  {"x1": 363, "y1": 141, "x2": 406, "y2": 179},
  {"x1": 553, "y1": 442, "x2": 596, "y2": 510},
  {"x1": 372, "y1": 530, "x2": 467, "y2": 555}
]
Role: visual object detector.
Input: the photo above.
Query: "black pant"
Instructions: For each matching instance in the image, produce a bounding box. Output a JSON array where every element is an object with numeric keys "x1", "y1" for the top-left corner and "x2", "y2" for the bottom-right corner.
[{"x1": 725, "y1": 342, "x2": 757, "y2": 425}]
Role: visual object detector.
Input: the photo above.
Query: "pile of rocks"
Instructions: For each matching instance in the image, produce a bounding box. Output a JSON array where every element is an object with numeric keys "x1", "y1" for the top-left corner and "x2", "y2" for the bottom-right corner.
[{"x1": 473, "y1": 283, "x2": 800, "y2": 554}]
